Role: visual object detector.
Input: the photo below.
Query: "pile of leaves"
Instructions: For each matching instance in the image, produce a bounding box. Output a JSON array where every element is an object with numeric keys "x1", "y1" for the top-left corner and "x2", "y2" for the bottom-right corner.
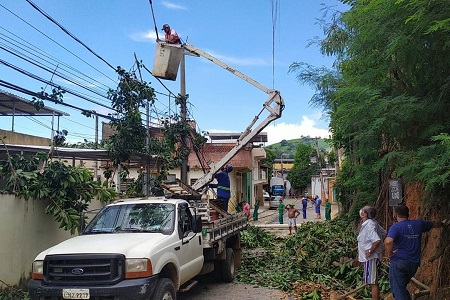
[{"x1": 237, "y1": 218, "x2": 390, "y2": 299}]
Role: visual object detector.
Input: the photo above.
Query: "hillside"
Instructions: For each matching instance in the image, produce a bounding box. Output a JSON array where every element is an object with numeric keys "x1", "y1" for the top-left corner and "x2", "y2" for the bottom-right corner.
[{"x1": 266, "y1": 137, "x2": 330, "y2": 159}]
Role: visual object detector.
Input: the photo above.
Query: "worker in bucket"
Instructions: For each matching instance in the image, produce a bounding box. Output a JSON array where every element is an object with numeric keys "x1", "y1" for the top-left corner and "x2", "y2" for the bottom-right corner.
[
  {"x1": 161, "y1": 24, "x2": 181, "y2": 44},
  {"x1": 209, "y1": 164, "x2": 233, "y2": 212}
]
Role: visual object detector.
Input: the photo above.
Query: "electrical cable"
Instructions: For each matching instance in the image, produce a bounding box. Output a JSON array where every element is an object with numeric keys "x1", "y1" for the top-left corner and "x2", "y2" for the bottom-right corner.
[
  {"x1": 0, "y1": 3, "x2": 117, "y2": 84},
  {"x1": 0, "y1": 44, "x2": 112, "y2": 102},
  {"x1": 271, "y1": 0, "x2": 280, "y2": 89},
  {"x1": 0, "y1": 27, "x2": 114, "y2": 92},
  {"x1": 25, "y1": 0, "x2": 117, "y2": 72},
  {"x1": 0, "y1": 79, "x2": 115, "y2": 121},
  {"x1": 0, "y1": 58, "x2": 115, "y2": 111}
]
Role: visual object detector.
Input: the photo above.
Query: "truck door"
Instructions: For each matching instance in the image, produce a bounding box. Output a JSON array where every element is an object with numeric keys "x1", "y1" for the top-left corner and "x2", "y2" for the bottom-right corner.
[{"x1": 176, "y1": 203, "x2": 204, "y2": 284}]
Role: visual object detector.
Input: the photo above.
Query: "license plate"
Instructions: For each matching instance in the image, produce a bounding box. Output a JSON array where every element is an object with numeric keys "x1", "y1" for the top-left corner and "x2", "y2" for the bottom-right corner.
[{"x1": 62, "y1": 289, "x2": 90, "y2": 299}]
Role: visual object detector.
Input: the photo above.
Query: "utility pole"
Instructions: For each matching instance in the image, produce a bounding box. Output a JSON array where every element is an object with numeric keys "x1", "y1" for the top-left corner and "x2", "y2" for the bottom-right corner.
[
  {"x1": 180, "y1": 52, "x2": 188, "y2": 184},
  {"x1": 315, "y1": 137, "x2": 328, "y2": 201}
]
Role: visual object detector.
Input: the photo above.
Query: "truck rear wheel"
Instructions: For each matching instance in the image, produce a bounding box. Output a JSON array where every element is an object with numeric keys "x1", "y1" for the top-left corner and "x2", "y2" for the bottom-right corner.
[
  {"x1": 152, "y1": 278, "x2": 176, "y2": 300},
  {"x1": 221, "y1": 248, "x2": 236, "y2": 282},
  {"x1": 234, "y1": 248, "x2": 242, "y2": 270}
]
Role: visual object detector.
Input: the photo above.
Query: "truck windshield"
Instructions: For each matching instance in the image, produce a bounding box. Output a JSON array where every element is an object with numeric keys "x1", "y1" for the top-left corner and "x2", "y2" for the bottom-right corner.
[{"x1": 83, "y1": 203, "x2": 175, "y2": 235}]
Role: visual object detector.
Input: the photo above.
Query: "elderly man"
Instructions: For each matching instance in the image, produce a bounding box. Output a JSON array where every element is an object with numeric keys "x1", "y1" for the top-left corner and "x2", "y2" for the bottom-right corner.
[{"x1": 357, "y1": 206, "x2": 386, "y2": 300}]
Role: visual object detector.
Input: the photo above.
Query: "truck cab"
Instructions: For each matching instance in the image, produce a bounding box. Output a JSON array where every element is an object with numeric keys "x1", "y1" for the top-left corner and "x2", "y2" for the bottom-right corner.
[{"x1": 28, "y1": 198, "x2": 203, "y2": 300}]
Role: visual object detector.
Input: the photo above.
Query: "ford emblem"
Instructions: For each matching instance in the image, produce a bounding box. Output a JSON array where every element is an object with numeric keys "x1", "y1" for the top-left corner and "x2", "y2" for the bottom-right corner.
[{"x1": 71, "y1": 268, "x2": 84, "y2": 275}]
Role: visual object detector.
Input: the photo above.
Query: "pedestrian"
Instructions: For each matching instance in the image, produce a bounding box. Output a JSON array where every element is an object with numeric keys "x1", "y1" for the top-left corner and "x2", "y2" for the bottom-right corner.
[
  {"x1": 325, "y1": 198, "x2": 332, "y2": 220},
  {"x1": 209, "y1": 165, "x2": 233, "y2": 212},
  {"x1": 357, "y1": 206, "x2": 386, "y2": 300},
  {"x1": 301, "y1": 197, "x2": 308, "y2": 219},
  {"x1": 314, "y1": 195, "x2": 322, "y2": 219},
  {"x1": 161, "y1": 24, "x2": 181, "y2": 44},
  {"x1": 242, "y1": 200, "x2": 250, "y2": 220},
  {"x1": 384, "y1": 204, "x2": 445, "y2": 300},
  {"x1": 253, "y1": 199, "x2": 259, "y2": 221},
  {"x1": 278, "y1": 197, "x2": 285, "y2": 224},
  {"x1": 286, "y1": 203, "x2": 301, "y2": 235}
]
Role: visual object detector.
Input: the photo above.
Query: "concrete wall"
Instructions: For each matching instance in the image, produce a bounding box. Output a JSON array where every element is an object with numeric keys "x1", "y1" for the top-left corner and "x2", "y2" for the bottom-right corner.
[
  {"x1": 0, "y1": 130, "x2": 51, "y2": 146},
  {"x1": 0, "y1": 194, "x2": 103, "y2": 288}
]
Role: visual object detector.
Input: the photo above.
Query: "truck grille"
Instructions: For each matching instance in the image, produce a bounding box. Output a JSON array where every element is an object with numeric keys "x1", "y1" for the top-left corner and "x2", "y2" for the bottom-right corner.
[{"x1": 43, "y1": 254, "x2": 124, "y2": 285}]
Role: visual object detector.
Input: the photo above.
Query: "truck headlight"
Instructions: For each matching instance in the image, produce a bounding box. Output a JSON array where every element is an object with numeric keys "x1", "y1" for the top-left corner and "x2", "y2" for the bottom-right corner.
[
  {"x1": 125, "y1": 258, "x2": 152, "y2": 279},
  {"x1": 32, "y1": 261, "x2": 44, "y2": 280}
]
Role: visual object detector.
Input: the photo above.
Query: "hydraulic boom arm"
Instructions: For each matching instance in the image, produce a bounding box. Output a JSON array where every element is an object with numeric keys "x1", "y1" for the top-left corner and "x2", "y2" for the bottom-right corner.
[{"x1": 184, "y1": 43, "x2": 285, "y2": 192}]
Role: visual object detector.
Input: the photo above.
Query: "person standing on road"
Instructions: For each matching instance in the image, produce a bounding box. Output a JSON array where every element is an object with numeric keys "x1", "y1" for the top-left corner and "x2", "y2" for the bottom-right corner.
[
  {"x1": 253, "y1": 199, "x2": 259, "y2": 221},
  {"x1": 325, "y1": 198, "x2": 332, "y2": 220},
  {"x1": 314, "y1": 195, "x2": 322, "y2": 219},
  {"x1": 286, "y1": 203, "x2": 301, "y2": 234},
  {"x1": 384, "y1": 204, "x2": 445, "y2": 300},
  {"x1": 278, "y1": 198, "x2": 285, "y2": 224},
  {"x1": 242, "y1": 200, "x2": 250, "y2": 220},
  {"x1": 209, "y1": 165, "x2": 233, "y2": 212},
  {"x1": 357, "y1": 206, "x2": 386, "y2": 300},
  {"x1": 301, "y1": 197, "x2": 308, "y2": 219}
]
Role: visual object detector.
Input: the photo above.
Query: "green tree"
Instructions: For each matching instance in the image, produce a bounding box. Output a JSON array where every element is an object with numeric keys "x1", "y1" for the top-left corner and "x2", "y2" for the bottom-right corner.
[
  {"x1": 290, "y1": 0, "x2": 450, "y2": 220},
  {"x1": 287, "y1": 144, "x2": 316, "y2": 191}
]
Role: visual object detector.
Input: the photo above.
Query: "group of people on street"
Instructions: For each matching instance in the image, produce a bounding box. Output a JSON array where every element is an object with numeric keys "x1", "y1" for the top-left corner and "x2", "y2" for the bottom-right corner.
[
  {"x1": 357, "y1": 203, "x2": 446, "y2": 300},
  {"x1": 275, "y1": 195, "x2": 333, "y2": 236},
  {"x1": 278, "y1": 195, "x2": 332, "y2": 226}
]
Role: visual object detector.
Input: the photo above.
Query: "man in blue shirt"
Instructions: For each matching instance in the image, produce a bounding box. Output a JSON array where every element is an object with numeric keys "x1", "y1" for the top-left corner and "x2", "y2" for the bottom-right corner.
[
  {"x1": 384, "y1": 204, "x2": 444, "y2": 300},
  {"x1": 301, "y1": 197, "x2": 308, "y2": 219},
  {"x1": 209, "y1": 165, "x2": 232, "y2": 212}
]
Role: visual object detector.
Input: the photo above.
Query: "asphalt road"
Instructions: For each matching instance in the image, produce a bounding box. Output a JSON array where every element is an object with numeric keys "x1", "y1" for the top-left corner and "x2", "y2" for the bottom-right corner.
[{"x1": 177, "y1": 276, "x2": 286, "y2": 300}]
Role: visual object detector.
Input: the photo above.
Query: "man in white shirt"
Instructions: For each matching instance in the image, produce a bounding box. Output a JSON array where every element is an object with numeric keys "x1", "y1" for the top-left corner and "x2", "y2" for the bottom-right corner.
[{"x1": 357, "y1": 206, "x2": 386, "y2": 300}]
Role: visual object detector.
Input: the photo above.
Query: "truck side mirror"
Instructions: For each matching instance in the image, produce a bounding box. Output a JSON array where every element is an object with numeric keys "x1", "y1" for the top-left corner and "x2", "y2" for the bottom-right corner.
[{"x1": 193, "y1": 215, "x2": 202, "y2": 233}]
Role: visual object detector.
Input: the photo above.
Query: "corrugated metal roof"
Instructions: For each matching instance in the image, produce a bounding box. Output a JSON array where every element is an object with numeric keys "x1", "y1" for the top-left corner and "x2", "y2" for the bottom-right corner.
[{"x1": 0, "y1": 90, "x2": 69, "y2": 116}]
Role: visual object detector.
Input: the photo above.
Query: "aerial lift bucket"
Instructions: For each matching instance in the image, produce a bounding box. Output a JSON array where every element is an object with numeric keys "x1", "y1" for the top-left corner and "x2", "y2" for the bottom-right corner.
[{"x1": 152, "y1": 42, "x2": 183, "y2": 81}]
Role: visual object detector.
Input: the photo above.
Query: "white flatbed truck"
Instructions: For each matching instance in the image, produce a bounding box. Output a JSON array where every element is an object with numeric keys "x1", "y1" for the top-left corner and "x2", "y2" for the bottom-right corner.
[{"x1": 28, "y1": 197, "x2": 247, "y2": 300}]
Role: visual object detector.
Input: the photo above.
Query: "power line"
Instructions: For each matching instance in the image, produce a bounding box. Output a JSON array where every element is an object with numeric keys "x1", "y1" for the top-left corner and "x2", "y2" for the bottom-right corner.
[
  {"x1": 25, "y1": 0, "x2": 117, "y2": 72},
  {"x1": 0, "y1": 59, "x2": 116, "y2": 112},
  {"x1": 0, "y1": 44, "x2": 112, "y2": 103},
  {"x1": 0, "y1": 26, "x2": 114, "y2": 93},
  {"x1": 0, "y1": 79, "x2": 115, "y2": 121},
  {"x1": 0, "y1": 3, "x2": 117, "y2": 84}
]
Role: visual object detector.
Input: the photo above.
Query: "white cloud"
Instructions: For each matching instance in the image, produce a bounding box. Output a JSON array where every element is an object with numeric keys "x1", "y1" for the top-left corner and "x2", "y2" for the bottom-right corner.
[
  {"x1": 162, "y1": 1, "x2": 187, "y2": 10},
  {"x1": 264, "y1": 116, "x2": 330, "y2": 145},
  {"x1": 206, "y1": 116, "x2": 330, "y2": 146},
  {"x1": 129, "y1": 30, "x2": 157, "y2": 42}
]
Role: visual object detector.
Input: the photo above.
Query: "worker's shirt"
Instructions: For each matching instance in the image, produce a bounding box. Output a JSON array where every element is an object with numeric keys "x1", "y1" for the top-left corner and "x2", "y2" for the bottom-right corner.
[
  {"x1": 209, "y1": 171, "x2": 230, "y2": 199},
  {"x1": 386, "y1": 219, "x2": 432, "y2": 264},
  {"x1": 165, "y1": 29, "x2": 181, "y2": 44}
]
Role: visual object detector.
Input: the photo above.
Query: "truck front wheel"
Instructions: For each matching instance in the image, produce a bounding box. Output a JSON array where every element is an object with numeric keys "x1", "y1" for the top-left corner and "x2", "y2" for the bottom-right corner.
[
  {"x1": 221, "y1": 248, "x2": 236, "y2": 282},
  {"x1": 152, "y1": 278, "x2": 176, "y2": 300}
]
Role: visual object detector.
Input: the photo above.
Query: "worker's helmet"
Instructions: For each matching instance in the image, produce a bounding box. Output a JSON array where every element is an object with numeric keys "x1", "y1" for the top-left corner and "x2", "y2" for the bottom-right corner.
[
  {"x1": 161, "y1": 24, "x2": 170, "y2": 30},
  {"x1": 225, "y1": 164, "x2": 233, "y2": 173}
]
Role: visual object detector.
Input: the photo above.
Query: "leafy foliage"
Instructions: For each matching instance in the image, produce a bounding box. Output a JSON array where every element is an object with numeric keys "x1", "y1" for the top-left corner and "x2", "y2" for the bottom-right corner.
[
  {"x1": 106, "y1": 67, "x2": 155, "y2": 167},
  {"x1": 287, "y1": 144, "x2": 317, "y2": 191},
  {"x1": 240, "y1": 225, "x2": 277, "y2": 249},
  {"x1": 290, "y1": 0, "x2": 450, "y2": 221},
  {"x1": 0, "y1": 151, "x2": 117, "y2": 234},
  {"x1": 237, "y1": 217, "x2": 390, "y2": 298}
]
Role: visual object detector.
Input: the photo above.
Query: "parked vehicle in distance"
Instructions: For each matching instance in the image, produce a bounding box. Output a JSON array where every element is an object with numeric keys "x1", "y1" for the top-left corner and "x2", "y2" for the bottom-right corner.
[
  {"x1": 263, "y1": 191, "x2": 270, "y2": 201},
  {"x1": 269, "y1": 195, "x2": 283, "y2": 210},
  {"x1": 270, "y1": 177, "x2": 285, "y2": 196}
]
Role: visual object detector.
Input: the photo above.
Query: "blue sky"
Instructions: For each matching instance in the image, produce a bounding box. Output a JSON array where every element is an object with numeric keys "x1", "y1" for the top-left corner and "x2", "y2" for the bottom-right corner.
[{"x1": 0, "y1": 1, "x2": 347, "y2": 145}]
